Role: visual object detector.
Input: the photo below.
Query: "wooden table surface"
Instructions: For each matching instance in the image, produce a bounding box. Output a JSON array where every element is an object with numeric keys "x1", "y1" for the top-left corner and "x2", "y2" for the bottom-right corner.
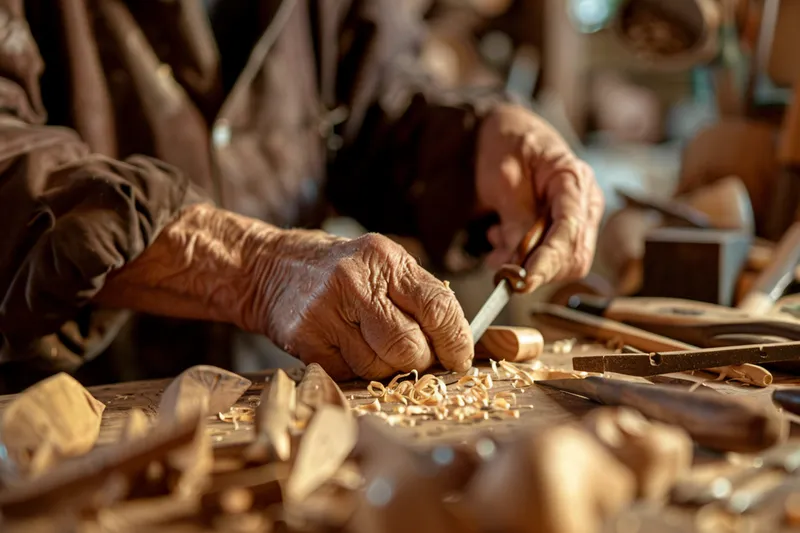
[{"x1": 3, "y1": 341, "x2": 800, "y2": 532}]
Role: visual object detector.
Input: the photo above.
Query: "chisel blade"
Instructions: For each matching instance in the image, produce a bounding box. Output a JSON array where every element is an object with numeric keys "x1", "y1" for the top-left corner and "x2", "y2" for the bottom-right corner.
[{"x1": 469, "y1": 280, "x2": 513, "y2": 343}]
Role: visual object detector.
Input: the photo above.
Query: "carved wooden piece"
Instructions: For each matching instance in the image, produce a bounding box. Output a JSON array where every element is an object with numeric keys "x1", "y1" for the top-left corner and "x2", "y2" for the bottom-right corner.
[
  {"x1": 475, "y1": 326, "x2": 544, "y2": 362},
  {"x1": 157, "y1": 366, "x2": 249, "y2": 498},
  {"x1": 347, "y1": 416, "x2": 476, "y2": 533},
  {"x1": 464, "y1": 424, "x2": 635, "y2": 533},
  {"x1": 296, "y1": 363, "x2": 349, "y2": 413},
  {"x1": 158, "y1": 365, "x2": 252, "y2": 422},
  {"x1": 244, "y1": 369, "x2": 296, "y2": 463},
  {"x1": 0, "y1": 412, "x2": 202, "y2": 518},
  {"x1": 285, "y1": 406, "x2": 357, "y2": 505},
  {"x1": 582, "y1": 407, "x2": 693, "y2": 501},
  {"x1": 0, "y1": 373, "x2": 105, "y2": 481}
]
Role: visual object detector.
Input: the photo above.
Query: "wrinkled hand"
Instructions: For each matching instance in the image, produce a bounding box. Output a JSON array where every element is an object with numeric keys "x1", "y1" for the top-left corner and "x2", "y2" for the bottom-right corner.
[
  {"x1": 252, "y1": 231, "x2": 474, "y2": 380},
  {"x1": 476, "y1": 104, "x2": 604, "y2": 291}
]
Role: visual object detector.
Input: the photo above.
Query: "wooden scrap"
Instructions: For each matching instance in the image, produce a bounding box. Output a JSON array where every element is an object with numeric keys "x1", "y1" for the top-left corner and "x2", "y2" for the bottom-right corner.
[
  {"x1": 582, "y1": 407, "x2": 693, "y2": 501},
  {"x1": 464, "y1": 424, "x2": 635, "y2": 533},
  {"x1": 0, "y1": 411, "x2": 202, "y2": 518},
  {"x1": 244, "y1": 370, "x2": 296, "y2": 463},
  {"x1": 156, "y1": 367, "x2": 247, "y2": 498},
  {"x1": 475, "y1": 326, "x2": 544, "y2": 362},
  {"x1": 120, "y1": 409, "x2": 151, "y2": 442},
  {"x1": 296, "y1": 363, "x2": 350, "y2": 426},
  {"x1": 284, "y1": 405, "x2": 358, "y2": 505},
  {"x1": 347, "y1": 416, "x2": 476, "y2": 533},
  {"x1": 158, "y1": 365, "x2": 252, "y2": 422},
  {"x1": 0, "y1": 373, "x2": 105, "y2": 480}
]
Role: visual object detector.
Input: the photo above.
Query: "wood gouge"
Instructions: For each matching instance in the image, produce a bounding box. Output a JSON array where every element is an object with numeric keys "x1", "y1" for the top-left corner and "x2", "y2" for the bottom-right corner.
[
  {"x1": 469, "y1": 218, "x2": 547, "y2": 343},
  {"x1": 537, "y1": 376, "x2": 782, "y2": 453}
]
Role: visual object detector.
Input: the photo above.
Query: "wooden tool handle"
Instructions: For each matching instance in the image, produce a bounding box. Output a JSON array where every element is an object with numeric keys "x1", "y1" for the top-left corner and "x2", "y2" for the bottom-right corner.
[
  {"x1": 591, "y1": 378, "x2": 782, "y2": 453},
  {"x1": 530, "y1": 303, "x2": 695, "y2": 352},
  {"x1": 604, "y1": 296, "x2": 754, "y2": 326},
  {"x1": 475, "y1": 326, "x2": 544, "y2": 362},
  {"x1": 493, "y1": 218, "x2": 547, "y2": 292},
  {"x1": 773, "y1": 388, "x2": 800, "y2": 416}
]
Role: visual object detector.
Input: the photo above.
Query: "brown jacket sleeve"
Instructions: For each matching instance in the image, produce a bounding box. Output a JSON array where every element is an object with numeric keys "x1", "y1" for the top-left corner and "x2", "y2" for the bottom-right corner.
[
  {"x1": 0, "y1": 1, "x2": 201, "y2": 373},
  {"x1": 325, "y1": 0, "x2": 507, "y2": 270}
]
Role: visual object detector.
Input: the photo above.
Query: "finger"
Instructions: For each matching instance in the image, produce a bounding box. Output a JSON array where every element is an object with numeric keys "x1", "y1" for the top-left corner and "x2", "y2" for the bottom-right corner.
[
  {"x1": 337, "y1": 323, "x2": 396, "y2": 380},
  {"x1": 569, "y1": 170, "x2": 605, "y2": 279},
  {"x1": 359, "y1": 295, "x2": 435, "y2": 374},
  {"x1": 524, "y1": 168, "x2": 588, "y2": 283},
  {"x1": 389, "y1": 262, "x2": 473, "y2": 372}
]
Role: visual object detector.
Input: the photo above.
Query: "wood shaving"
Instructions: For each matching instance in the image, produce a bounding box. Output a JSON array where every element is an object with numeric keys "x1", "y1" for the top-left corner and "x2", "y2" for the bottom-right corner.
[
  {"x1": 357, "y1": 365, "x2": 531, "y2": 425},
  {"x1": 552, "y1": 338, "x2": 577, "y2": 354}
]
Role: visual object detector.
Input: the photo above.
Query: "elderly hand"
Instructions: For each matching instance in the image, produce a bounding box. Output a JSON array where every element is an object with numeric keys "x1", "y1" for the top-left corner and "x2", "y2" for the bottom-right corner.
[
  {"x1": 252, "y1": 231, "x2": 474, "y2": 380},
  {"x1": 476, "y1": 104, "x2": 604, "y2": 292},
  {"x1": 96, "y1": 204, "x2": 473, "y2": 381}
]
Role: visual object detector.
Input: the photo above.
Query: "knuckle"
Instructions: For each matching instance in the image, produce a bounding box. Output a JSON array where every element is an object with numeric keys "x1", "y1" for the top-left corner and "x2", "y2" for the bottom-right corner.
[
  {"x1": 354, "y1": 232, "x2": 397, "y2": 257},
  {"x1": 382, "y1": 331, "x2": 428, "y2": 371},
  {"x1": 421, "y1": 290, "x2": 461, "y2": 329}
]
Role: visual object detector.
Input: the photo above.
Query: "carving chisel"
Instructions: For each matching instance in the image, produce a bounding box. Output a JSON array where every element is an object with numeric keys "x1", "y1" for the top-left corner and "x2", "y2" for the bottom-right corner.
[
  {"x1": 537, "y1": 376, "x2": 782, "y2": 453},
  {"x1": 469, "y1": 218, "x2": 546, "y2": 343}
]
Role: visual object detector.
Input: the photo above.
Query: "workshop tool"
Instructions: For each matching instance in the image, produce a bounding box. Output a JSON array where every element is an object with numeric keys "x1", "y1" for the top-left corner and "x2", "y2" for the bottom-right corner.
[
  {"x1": 772, "y1": 388, "x2": 800, "y2": 416},
  {"x1": 531, "y1": 302, "x2": 697, "y2": 352},
  {"x1": 571, "y1": 340, "x2": 800, "y2": 377},
  {"x1": 616, "y1": 188, "x2": 712, "y2": 228},
  {"x1": 537, "y1": 376, "x2": 782, "y2": 453},
  {"x1": 567, "y1": 294, "x2": 800, "y2": 347},
  {"x1": 639, "y1": 227, "x2": 751, "y2": 305},
  {"x1": 739, "y1": 222, "x2": 800, "y2": 315},
  {"x1": 469, "y1": 218, "x2": 547, "y2": 343},
  {"x1": 530, "y1": 303, "x2": 773, "y2": 383},
  {"x1": 475, "y1": 326, "x2": 544, "y2": 362}
]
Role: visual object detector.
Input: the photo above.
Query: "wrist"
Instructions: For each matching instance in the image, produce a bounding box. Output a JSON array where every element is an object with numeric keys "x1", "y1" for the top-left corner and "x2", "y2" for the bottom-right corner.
[{"x1": 95, "y1": 204, "x2": 283, "y2": 328}]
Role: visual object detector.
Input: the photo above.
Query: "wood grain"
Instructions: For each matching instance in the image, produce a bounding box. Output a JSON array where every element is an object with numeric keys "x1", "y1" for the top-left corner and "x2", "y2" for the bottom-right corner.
[{"x1": 475, "y1": 326, "x2": 544, "y2": 362}]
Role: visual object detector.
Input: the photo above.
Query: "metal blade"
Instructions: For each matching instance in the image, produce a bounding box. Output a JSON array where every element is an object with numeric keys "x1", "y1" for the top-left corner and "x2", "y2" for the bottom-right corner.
[{"x1": 469, "y1": 280, "x2": 513, "y2": 343}]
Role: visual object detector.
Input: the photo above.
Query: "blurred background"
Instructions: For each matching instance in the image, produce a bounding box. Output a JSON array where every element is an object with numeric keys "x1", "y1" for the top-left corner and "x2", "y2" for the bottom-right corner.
[{"x1": 230, "y1": 0, "x2": 800, "y2": 373}]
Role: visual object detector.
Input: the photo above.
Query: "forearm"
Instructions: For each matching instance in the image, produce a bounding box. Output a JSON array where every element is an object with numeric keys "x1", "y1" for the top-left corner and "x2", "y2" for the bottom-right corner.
[{"x1": 93, "y1": 204, "x2": 340, "y2": 333}]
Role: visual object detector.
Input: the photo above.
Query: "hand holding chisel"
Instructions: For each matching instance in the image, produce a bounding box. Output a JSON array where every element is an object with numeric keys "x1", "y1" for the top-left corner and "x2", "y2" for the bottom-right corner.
[{"x1": 470, "y1": 218, "x2": 547, "y2": 343}]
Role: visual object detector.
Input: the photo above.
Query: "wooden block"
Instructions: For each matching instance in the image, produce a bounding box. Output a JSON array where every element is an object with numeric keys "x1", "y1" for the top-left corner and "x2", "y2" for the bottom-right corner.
[{"x1": 640, "y1": 228, "x2": 751, "y2": 305}]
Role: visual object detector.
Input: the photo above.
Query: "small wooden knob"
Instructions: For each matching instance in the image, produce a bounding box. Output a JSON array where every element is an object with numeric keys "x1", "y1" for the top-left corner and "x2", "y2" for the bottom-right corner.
[{"x1": 475, "y1": 326, "x2": 544, "y2": 362}]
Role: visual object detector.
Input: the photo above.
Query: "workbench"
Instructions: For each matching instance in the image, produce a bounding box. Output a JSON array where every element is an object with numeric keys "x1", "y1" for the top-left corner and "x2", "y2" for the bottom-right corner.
[{"x1": 2, "y1": 342, "x2": 800, "y2": 532}]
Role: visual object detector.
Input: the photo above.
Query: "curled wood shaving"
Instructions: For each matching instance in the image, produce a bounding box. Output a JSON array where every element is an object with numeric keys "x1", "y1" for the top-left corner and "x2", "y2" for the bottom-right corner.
[
  {"x1": 709, "y1": 364, "x2": 772, "y2": 388},
  {"x1": 357, "y1": 365, "x2": 537, "y2": 425}
]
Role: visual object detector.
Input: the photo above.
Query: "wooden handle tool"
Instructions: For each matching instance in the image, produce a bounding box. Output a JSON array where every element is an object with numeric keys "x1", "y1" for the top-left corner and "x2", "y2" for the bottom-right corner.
[
  {"x1": 569, "y1": 294, "x2": 800, "y2": 347},
  {"x1": 538, "y1": 376, "x2": 782, "y2": 453},
  {"x1": 469, "y1": 218, "x2": 547, "y2": 343},
  {"x1": 475, "y1": 326, "x2": 544, "y2": 362}
]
